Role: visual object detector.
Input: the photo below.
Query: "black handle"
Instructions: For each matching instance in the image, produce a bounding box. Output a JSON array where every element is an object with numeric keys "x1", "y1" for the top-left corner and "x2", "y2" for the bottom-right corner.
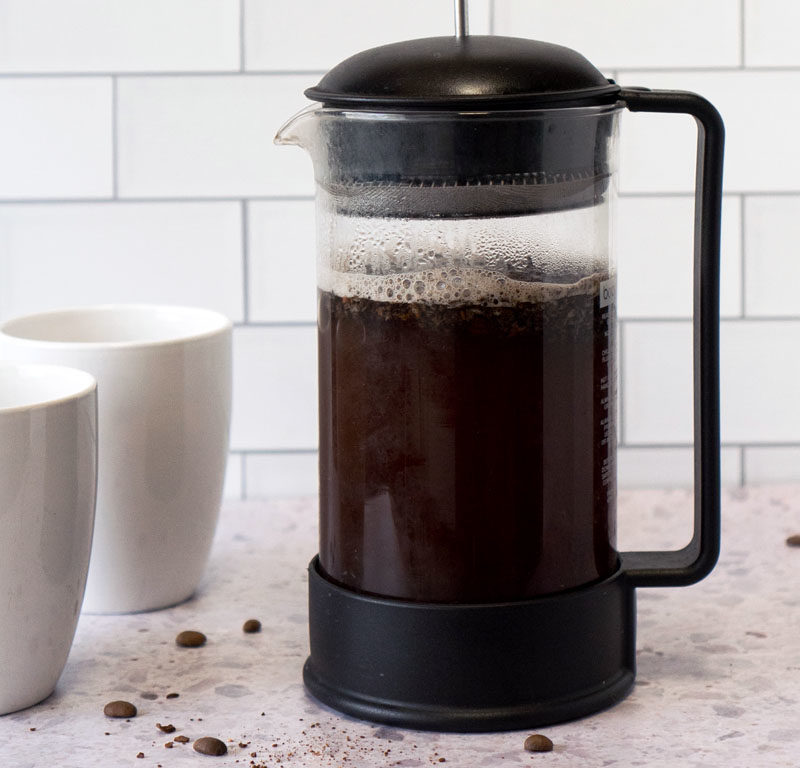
[{"x1": 618, "y1": 88, "x2": 725, "y2": 588}]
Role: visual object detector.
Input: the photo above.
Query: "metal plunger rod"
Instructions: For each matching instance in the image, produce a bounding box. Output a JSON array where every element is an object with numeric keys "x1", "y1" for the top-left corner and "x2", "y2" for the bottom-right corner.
[{"x1": 454, "y1": 0, "x2": 469, "y2": 38}]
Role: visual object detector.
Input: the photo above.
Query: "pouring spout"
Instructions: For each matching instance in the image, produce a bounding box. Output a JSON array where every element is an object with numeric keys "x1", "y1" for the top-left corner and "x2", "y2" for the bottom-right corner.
[{"x1": 274, "y1": 104, "x2": 320, "y2": 150}]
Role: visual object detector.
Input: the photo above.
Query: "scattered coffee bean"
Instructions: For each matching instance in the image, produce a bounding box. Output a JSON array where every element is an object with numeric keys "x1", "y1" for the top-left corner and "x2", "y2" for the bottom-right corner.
[
  {"x1": 166, "y1": 692, "x2": 180, "y2": 699},
  {"x1": 243, "y1": 619, "x2": 262, "y2": 633},
  {"x1": 136, "y1": 753, "x2": 144, "y2": 759},
  {"x1": 156, "y1": 723, "x2": 175, "y2": 734},
  {"x1": 164, "y1": 741, "x2": 174, "y2": 748},
  {"x1": 29, "y1": 728, "x2": 36, "y2": 732},
  {"x1": 524, "y1": 734, "x2": 554, "y2": 753},
  {"x1": 174, "y1": 735, "x2": 190, "y2": 743},
  {"x1": 786, "y1": 534, "x2": 800, "y2": 547},
  {"x1": 140, "y1": 692, "x2": 158, "y2": 701},
  {"x1": 104, "y1": 700, "x2": 137, "y2": 718},
  {"x1": 193, "y1": 736, "x2": 228, "y2": 756},
  {"x1": 176, "y1": 630, "x2": 206, "y2": 647}
]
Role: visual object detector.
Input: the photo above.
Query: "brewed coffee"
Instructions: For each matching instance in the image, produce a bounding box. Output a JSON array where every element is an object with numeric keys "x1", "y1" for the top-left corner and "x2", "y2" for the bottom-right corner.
[{"x1": 318, "y1": 267, "x2": 617, "y2": 603}]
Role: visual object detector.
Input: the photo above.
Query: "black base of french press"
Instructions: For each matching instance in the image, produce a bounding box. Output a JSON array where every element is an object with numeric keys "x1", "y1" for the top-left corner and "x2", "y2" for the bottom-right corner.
[{"x1": 303, "y1": 557, "x2": 636, "y2": 733}]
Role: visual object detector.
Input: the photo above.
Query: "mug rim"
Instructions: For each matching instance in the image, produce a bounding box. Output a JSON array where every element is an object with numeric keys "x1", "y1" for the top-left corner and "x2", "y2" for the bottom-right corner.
[
  {"x1": 0, "y1": 304, "x2": 233, "y2": 350},
  {"x1": 0, "y1": 362, "x2": 96, "y2": 415}
]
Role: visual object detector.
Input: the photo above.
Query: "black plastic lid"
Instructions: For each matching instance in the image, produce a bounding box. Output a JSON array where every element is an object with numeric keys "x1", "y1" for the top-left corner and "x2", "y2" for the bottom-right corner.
[
  {"x1": 303, "y1": 35, "x2": 620, "y2": 217},
  {"x1": 305, "y1": 35, "x2": 620, "y2": 110}
]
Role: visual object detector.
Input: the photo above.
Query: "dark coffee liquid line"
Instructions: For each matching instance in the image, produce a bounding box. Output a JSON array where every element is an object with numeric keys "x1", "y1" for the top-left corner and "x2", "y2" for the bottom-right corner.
[{"x1": 318, "y1": 277, "x2": 617, "y2": 603}]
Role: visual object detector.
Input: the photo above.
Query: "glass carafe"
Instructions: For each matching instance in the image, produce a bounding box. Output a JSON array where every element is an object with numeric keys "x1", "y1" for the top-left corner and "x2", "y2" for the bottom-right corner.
[{"x1": 280, "y1": 106, "x2": 620, "y2": 602}]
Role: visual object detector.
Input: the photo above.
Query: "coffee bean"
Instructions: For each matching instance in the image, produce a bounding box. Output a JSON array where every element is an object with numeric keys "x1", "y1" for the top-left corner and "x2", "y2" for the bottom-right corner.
[
  {"x1": 166, "y1": 692, "x2": 180, "y2": 699},
  {"x1": 174, "y1": 735, "x2": 190, "y2": 743},
  {"x1": 156, "y1": 723, "x2": 175, "y2": 734},
  {"x1": 140, "y1": 692, "x2": 158, "y2": 701},
  {"x1": 524, "y1": 734, "x2": 553, "y2": 752},
  {"x1": 176, "y1": 630, "x2": 207, "y2": 647},
  {"x1": 104, "y1": 700, "x2": 137, "y2": 718},
  {"x1": 786, "y1": 534, "x2": 800, "y2": 547},
  {"x1": 243, "y1": 619, "x2": 262, "y2": 633},
  {"x1": 164, "y1": 741, "x2": 174, "y2": 749},
  {"x1": 136, "y1": 753, "x2": 144, "y2": 759},
  {"x1": 193, "y1": 736, "x2": 228, "y2": 756}
]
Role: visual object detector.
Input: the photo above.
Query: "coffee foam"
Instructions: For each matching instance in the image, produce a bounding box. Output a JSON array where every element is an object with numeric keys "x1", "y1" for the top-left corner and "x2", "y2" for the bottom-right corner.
[{"x1": 318, "y1": 266, "x2": 610, "y2": 307}]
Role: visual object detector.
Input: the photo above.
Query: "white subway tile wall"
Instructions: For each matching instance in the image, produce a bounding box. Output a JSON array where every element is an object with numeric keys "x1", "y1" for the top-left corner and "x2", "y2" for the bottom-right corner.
[
  {"x1": 744, "y1": 197, "x2": 800, "y2": 316},
  {"x1": 231, "y1": 326, "x2": 317, "y2": 452},
  {"x1": 493, "y1": 0, "x2": 741, "y2": 70},
  {"x1": 0, "y1": 0, "x2": 797, "y2": 496},
  {"x1": 623, "y1": 322, "x2": 693, "y2": 446},
  {"x1": 0, "y1": 78, "x2": 112, "y2": 198},
  {"x1": 244, "y1": 453, "x2": 318, "y2": 498},
  {"x1": 117, "y1": 75, "x2": 316, "y2": 197},
  {"x1": 618, "y1": 447, "x2": 743, "y2": 490},
  {"x1": 243, "y1": 0, "x2": 489, "y2": 71},
  {"x1": 0, "y1": 202, "x2": 243, "y2": 319},
  {"x1": 618, "y1": 71, "x2": 800, "y2": 194},
  {"x1": 247, "y1": 200, "x2": 316, "y2": 323},
  {"x1": 0, "y1": 0, "x2": 241, "y2": 73},
  {"x1": 721, "y1": 321, "x2": 800, "y2": 444},
  {"x1": 745, "y1": 447, "x2": 800, "y2": 484},
  {"x1": 744, "y1": 0, "x2": 800, "y2": 67},
  {"x1": 616, "y1": 196, "x2": 742, "y2": 319}
]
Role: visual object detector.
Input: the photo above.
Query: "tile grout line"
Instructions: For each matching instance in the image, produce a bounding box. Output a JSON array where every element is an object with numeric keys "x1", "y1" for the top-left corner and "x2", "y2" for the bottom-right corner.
[
  {"x1": 740, "y1": 0, "x2": 747, "y2": 69},
  {"x1": 231, "y1": 448, "x2": 319, "y2": 455},
  {"x1": 622, "y1": 316, "x2": 800, "y2": 323},
  {"x1": 618, "y1": 442, "x2": 800, "y2": 450},
  {"x1": 740, "y1": 446, "x2": 746, "y2": 487},
  {"x1": 241, "y1": 200, "x2": 250, "y2": 323},
  {"x1": 620, "y1": 191, "x2": 800, "y2": 199},
  {"x1": 0, "y1": 69, "x2": 327, "y2": 78},
  {"x1": 227, "y1": 444, "x2": 800, "y2": 455},
  {"x1": 1, "y1": 65, "x2": 799, "y2": 80},
  {"x1": 618, "y1": 317, "x2": 625, "y2": 448},
  {"x1": 740, "y1": 195, "x2": 747, "y2": 318},
  {"x1": 614, "y1": 64, "x2": 799, "y2": 73},
  {"x1": 239, "y1": 0, "x2": 246, "y2": 72},
  {"x1": 111, "y1": 75, "x2": 118, "y2": 198},
  {"x1": 1, "y1": 193, "x2": 799, "y2": 205},
  {"x1": 0, "y1": 195, "x2": 315, "y2": 205},
  {"x1": 234, "y1": 320, "x2": 315, "y2": 328}
]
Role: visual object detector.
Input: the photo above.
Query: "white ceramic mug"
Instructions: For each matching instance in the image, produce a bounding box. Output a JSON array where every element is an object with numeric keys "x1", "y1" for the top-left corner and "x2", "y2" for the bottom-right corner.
[
  {"x1": 0, "y1": 363, "x2": 97, "y2": 715},
  {"x1": 0, "y1": 305, "x2": 232, "y2": 614}
]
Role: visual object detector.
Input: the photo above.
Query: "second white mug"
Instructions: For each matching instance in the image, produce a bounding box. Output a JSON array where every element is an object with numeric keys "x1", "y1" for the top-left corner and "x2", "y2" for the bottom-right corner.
[
  {"x1": 0, "y1": 363, "x2": 97, "y2": 714},
  {"x1": 0, "y1": 305, "x2": 233, "y2": 614}
]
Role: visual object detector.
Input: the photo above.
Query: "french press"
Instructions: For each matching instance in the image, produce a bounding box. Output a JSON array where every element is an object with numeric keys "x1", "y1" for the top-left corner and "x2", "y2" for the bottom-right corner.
[{"x1": 276, "y1": 3, "x2": 723, "y2": 732}]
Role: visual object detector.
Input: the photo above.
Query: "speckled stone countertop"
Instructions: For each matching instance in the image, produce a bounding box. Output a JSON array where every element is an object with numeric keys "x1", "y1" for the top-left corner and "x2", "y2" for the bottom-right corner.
[{"x1": 2, "y1": 486, "x2": 799, "y2": 768}]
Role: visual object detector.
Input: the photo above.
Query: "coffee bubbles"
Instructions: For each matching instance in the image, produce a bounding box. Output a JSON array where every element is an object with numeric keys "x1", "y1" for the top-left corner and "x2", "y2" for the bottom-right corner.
[{"x1": 318, "y1": 265, "x2": 608, "y2": 308}]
